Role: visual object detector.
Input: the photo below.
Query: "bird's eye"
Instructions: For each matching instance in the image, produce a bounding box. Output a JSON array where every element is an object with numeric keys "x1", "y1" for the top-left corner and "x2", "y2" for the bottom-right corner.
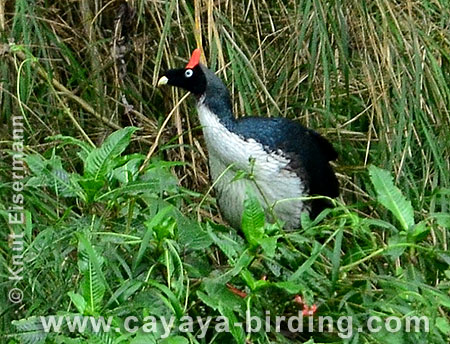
[{"x1": 185, "y1": 69, "x2": 194, "y2": 78}]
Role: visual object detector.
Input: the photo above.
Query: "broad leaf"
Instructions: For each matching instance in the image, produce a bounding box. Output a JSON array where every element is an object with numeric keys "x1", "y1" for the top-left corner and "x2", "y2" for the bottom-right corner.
[
  {"x1": 160, "y1": 336, "x2": 189, "y2": 344},
  {"x1": 218, "y1": 303, "x2": 246, "y2": 343},
  {"x1": 67, "y1": 291, "x2": 87, "y2": 314},
  {"x1": 134, "y1": 205, "x2": 174, "y2": 269},
  {"x1": 12, "y1": 316, "x2": 48, "y2": 344},
  {"x1": 84, "y1": 126, "x2": 139, "y2": 179},
  {"x1": 26, "y1": 154, "x2": 83, "y2": 198},
  {"x1": 241, "y1": 191, "x2": 265, "y2": 246},
  {"x1": 46, "y1": 134, "x2": 93, "y2": 156},
  {"x1": 77, "y1": 234, "x2": 106, "y2": 314},
  {"x1": 369, "y1": 165, "x2": 415, "y2": 231}
]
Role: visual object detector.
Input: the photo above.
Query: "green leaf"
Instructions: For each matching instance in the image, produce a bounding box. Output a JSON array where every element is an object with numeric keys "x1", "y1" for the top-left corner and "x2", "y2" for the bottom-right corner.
[
  {"x1": 12, "y1": 316, "x2": 48, "y2": 344},
  {"x1": 410, "y1": 221, "x2": 430, "y2": 242},
  {"x1": 77, "y1": 234, "x2": 106, "y2": 314},
  {"x1": 25, "y1": 153, "x2": 46, "y2": 175},
  {"x1": 67, "y1": 292, "x2": 87, "y2": 314},
  {"x1": 257, "y1": 236, "x2": 278, "y2": 258},
  {"x1": 95, "y1": 181, "x2": 159, "y2": 201},
  {"x1": 77, "y1": 176, "x2": 104, "y2": 203},
  {"x1": 218, "y1": 303, "x2": 246, "y2": 343},
  {"x1": 84, "y1": 126, "x2": 139, "y2": 179},
  {"x1": 369, "y1": 165, "x2": 415, "y2": 231},
  {"x1": 433, "y1": 290, "x2": 450, "y2": 308},
  {"x1": 231, "y1": 169, "x2": 248, "y2": 182},
  {"x1": 436, "y1": 317, "x2": 450, "y2": 335},
  {"x1": 218, "y1": 249, "x2": 254, "y2": 284},
  {"x1": 46, "y1": 134, "x2": 93, "y2": 155},
  {"x1": 432, "y1": 212, "x2": 450, "y2": 228},
  {"x1": 331, "y1": 227, "x2": 344, "y2": 289},
  {"x1": 25, "y1": 153, "x2": 83, "y2": 199},
  {"x1": 160, "y1": 336, "x2": 189, "y2": 344},
  {"x1": 371, "y1": 327, "x2": 405, "y2": 344},
  {"x1": 130, "y1": 332, "x2": 157, "y2": 344},
  {"x1": 240, "y1": 269, "x2": 257, "y2": 290},
  {"x1": 147, "y1": 281, "x2": 184, "y2": 319},
  {"x1": 273, "y1": 280, "x2": 303, "y2": 294},
  {"x1": 111, "y1": 154, "x2": 144, "y2": 184},
  {"x1": 384, "y1": 233, "x2": 407, "y2": 259},
  {"x1": 207, "y1": 223, "x2": 244, "y2": 261},
  {"x1": 240, "y1": 269, "x2": 268, "y2": 291},
  {"x1": 134, "y1": 205, "x2": 174, "y2": 269},
  {"x1": 197, "y1": 290, "x2": 219, "y2": 310},
  {"x1": 177, "y1": 218, "x2": 213, "y2": 250},
  {"x1": 289, "y1": 242, "x2": 322, "y2": 281},
  {"x1": 241, "y1": 191, "x2": 265, "y2": 246}
]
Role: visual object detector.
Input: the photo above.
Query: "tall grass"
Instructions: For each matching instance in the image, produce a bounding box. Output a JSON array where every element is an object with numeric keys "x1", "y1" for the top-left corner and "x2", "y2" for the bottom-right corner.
[{"x1": 1, "y1": 0, "x2": 449, "y2": 343}]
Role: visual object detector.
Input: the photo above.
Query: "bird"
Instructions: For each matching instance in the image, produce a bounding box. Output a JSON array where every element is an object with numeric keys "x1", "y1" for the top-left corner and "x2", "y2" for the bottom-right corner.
[{"x1": 158, "y1": 49, "x2": 339, "y2": 229}]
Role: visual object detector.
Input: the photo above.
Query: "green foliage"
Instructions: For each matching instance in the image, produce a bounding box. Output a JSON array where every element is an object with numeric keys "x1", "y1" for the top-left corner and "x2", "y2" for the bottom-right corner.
[
  {"x1": 77, "y1": 233, "x2": 107, "y2": 315},
  {"x1": 369, "y1": 165, "x2": 415, "y2": 231},
  {"x1": 2, "y1": 122, "x2": 449, "y2": 344},
  {"x1": 241, "y1": 190, "x2": 265, "y2": 247},
  {"x1": 84, "y1": 127, "x2": 139, "y2": 179}
]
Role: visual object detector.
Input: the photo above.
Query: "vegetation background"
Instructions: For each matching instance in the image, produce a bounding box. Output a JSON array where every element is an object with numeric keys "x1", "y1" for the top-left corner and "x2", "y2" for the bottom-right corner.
[{"x1": 0, "y1": 0, "x2": 449, "y2": 343}]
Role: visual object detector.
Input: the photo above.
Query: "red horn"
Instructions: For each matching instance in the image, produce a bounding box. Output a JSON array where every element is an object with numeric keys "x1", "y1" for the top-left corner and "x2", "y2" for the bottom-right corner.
[{"x1": 186, "y1": 48, "x2": 201, "y2": 69}]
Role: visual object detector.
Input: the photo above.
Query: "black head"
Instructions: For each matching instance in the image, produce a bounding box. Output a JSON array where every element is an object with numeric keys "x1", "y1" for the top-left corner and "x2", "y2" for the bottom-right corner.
[
  {"x1": 158, "y1": 49, "x2": 207, "y2": 96},
  {"x1": 159, "y1": 65, "x2": 206, "y2": 95},
  {"x1": 158, "y1": 49, "x2": 234, "y2": 122}
]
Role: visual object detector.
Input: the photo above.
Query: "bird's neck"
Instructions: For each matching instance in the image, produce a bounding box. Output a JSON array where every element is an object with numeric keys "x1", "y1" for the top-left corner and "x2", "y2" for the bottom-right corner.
[
  {"x1": 196, "y1": 98, "x2": 242, "y2": 169},
  {"x1": 196, "y1": 82, "x2": 236, "y2": 129}
]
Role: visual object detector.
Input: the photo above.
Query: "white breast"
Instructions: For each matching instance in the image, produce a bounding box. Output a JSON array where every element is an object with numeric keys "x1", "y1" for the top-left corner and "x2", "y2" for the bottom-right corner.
[{"x1": 197, "y1": 102, "x2": 307, "y2": 229}]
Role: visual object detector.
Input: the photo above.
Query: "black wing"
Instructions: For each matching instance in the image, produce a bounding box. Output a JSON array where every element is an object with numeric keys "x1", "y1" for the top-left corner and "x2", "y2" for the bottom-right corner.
[{"x1": 234, "y1": 117, "x2": 339, "y2": 217}]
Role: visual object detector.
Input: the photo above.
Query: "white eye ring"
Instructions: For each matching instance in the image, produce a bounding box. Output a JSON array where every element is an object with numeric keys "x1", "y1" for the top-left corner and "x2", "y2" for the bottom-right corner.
[{"x1": 185, "y1": 69, "x2": 193, "y2": 78}]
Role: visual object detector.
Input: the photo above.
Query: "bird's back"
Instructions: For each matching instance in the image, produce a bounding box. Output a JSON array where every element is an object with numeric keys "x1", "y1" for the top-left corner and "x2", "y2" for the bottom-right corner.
[{"x1": 233, "y1": 116, "x2": 339, "y2": 217}]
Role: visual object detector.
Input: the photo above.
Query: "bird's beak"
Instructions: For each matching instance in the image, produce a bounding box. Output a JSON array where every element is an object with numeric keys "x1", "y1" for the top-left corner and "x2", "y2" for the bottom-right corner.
[{"x1": 157, "y1": 76, "x2": 169, "y2": 87}]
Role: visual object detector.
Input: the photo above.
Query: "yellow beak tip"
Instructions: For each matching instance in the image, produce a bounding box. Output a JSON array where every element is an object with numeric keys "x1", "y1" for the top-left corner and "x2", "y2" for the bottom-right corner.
[{"x1": 157, "y1": 76, "x2": 169, "y2": 87}]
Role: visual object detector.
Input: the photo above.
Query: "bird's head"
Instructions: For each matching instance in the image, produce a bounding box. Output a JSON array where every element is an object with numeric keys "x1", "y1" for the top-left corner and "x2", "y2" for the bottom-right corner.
[{"x1": 158, "y1": 49, "x2": 207, "y2": 96}]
